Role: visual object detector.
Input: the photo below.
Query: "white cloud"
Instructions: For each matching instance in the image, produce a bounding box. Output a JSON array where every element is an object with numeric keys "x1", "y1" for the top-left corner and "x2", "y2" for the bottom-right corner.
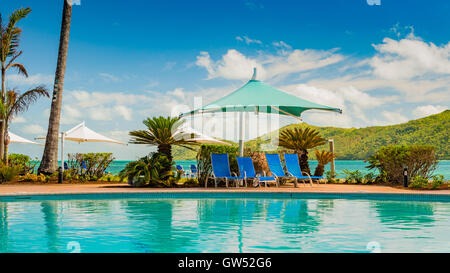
[
  {"x1": 370, "y1": 35, "x2": 450, "y2": 80},
  {"x1": 12, "y1": 116, "x2": 26, "y2": 123},
  {"x1": 22, "y1": 124, "x2": 45, "y2": 135},
  {"x1": 273, "y1": 41, "x2": 292, "y2": 50},
  {"x1": 99, "y1": 73, "x2": 120, "y2": 82},
  {"x1": 196, "y1": 48, "x2": 344, "y2": 81},
  {"x1": 167, "y1": 88, "x2": 185, "y2": 100},
  {"x1": 413, "y1": 105, "x2": 447, "y2": 118},
  {"x1": 236, "y1": 36, "x2": 262, "y2": 45},
  {"x1": 379, "y1": 111, "x2": 409, "y2": 125},
  {"x1": 7, "y1": 74, "x2": 53, "y2": 86},
  {"x1": 282, "y1": 84, "x2": 391, "y2": 128},
  {"x1": 115, "y1": 105, "x2": 132, "y2": 120}
]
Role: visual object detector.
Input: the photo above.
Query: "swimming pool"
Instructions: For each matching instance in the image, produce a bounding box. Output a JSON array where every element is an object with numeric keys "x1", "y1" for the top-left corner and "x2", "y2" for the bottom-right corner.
[{"x1": 1, "y1": 193, "x2": 449, "y2": 253}]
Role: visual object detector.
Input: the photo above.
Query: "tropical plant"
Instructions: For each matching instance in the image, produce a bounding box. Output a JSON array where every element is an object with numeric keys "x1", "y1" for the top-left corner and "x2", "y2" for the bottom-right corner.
[
  {"x1": 67, "y1": 152, "x2": 114, "y2": 178},
  {"x1": 430, "y1": 174, "x2": 444, "y2": 189},
  {"x1": 129, "y1": 116, "x2": 198, "y2": 163},
  {"x1": 196, "y1": 144, "x2": 239, "y2": 186},
  {"x1": 409, "y1": 175, "x2": 428, "y2": 189},
  {"x1": 39, "y1": 0, "x2": 73, "y2": 174},
  {"x1": 1, "y1": 87, "x2": 49, "y2": 163},
  {"x1": 278, "y1": 127, "x2": 326, "y2": 175},
  {"x1": 325, "y1": 170, "x2": 337, "y2": 183},
  {"x1": 366, "y1": 145, "x2": 438, "y2": 184},
  {"x1": 8, "y1": 153, "x2": 37, "y2": 175},
  {"x1": 119, "y1": 152, "x2": 174, "y2": 187},
  {"x1": 341, "y1": 169, "x2": 364, "y2": 184},
  {"x1": 0, "y1": 162, "x2": 22, "y2": 183},
  {"x1": 363, "y1": 172, "x2": 377, "y2": 184},
  {"x1": 0, "y1": 7, "x2": 32, "y2": 160},
  {"x1": 313, "y1": 150, "x2": 336, "y2": 177}
]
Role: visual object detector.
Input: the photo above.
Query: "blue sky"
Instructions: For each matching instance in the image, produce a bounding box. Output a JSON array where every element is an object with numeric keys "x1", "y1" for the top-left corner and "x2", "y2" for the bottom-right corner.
[{"x1": 2, "y1": 0, "x2": 449, "y2": 160}]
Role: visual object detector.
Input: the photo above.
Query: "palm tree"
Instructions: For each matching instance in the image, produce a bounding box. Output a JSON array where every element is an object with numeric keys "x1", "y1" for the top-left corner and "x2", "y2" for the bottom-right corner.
[
  {"x1": 129, "y1": 116, "x2": 198, "y2": 162},
  {"x1": 313, "y1": 150, "x2": 336, "y2": 177},
  {"x1": 279, "y1": 127, "x2": 326, "y2": 175},
  {"x1": 39, "y1": 0, "x2": 72, "y2": 174},
  {"x1": 0, "y1": 7, "x2": 32, "y2": 160},
  {"x1": 0, "y1": 86, "x2": 49, "y2": 164}
]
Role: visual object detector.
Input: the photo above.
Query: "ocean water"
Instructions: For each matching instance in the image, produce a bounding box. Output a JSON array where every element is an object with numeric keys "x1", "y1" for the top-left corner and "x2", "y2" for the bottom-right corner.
[
  {"x1": 108, "y1": 160, "x2": 450, "y2": 180},
  {"x1": 1, "y1": 195, "x2": 449, "y2": 253}
]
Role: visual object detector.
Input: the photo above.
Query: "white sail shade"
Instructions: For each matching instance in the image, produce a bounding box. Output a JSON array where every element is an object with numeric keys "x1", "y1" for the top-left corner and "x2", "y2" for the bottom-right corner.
[{"x1": 8, "y1": 131, "x2": 42, "y2": 145}]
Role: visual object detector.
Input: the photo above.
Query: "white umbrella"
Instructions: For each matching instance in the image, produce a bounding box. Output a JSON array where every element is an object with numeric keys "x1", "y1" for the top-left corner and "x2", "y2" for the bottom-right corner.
[
  {"x1": 8, "y1": 131, "x2": 42, "y2": 145},
  {"x1": 63, "y1": 121, "x2": 126, "y2": 144},
  {"x1": 176, "y1": 125, "x2": 231, "y2": 145},
  {"x1": 37, "y1": 121, "x2": 126, "y2": 169}
]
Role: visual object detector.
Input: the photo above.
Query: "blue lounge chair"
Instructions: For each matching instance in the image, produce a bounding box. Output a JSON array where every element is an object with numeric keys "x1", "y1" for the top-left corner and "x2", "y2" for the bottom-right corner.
[
  {"x1": 265, "y1": 153, "x2": 292, "y2": 187},
  {"x1": 211, "y1": 153, "x2": 244, "y2": 188},
  {"x1": 237, "y1": 157, "x2": 278, "y2": 187},
  {"x1": 284, "y1": 153, "x2": 323, "y2": 186},
  {"x1": 176, "y1": 165, "x2": 188, "y2": 177},
  {"x1": 64, "y1": 162, "x2": 68, "y2": 170},
  {"x1": 190, "y1": 164, "x2": 198, "y2": 178}
]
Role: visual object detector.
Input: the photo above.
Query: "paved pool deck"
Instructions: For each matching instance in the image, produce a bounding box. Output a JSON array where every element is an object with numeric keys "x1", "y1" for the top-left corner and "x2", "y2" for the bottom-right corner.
[{"x1": 0, "y1": 183, "x2": 449, "y2": 196}]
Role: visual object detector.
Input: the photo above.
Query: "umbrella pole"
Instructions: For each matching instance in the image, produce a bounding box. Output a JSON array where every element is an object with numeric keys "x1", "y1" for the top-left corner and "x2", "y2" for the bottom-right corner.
[
  {"x1": 238, "y1": 112, "x2": 244, "y2": 156},
  {"x1": 59, "y1": 132, "x2": 64, "y2": 184}
]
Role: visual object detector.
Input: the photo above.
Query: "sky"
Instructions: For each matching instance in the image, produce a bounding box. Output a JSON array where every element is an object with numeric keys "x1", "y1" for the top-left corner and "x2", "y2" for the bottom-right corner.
[{"x1": 1, "y1": 0, "x2": 449, "y2": 160}]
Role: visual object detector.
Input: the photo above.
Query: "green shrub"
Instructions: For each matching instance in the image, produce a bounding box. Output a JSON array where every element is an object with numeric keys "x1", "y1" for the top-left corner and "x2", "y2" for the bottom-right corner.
[
  {"x1": 196, "y1": 144, "x2": 239, "y2": 186},
  {"x1": 67, "y1": 153, "x2": 114, "y2": 178},
  {"x1": 8, "y1": 154, "x2": 37, "y2": 175},
  {"x1": 0, "y1": 163, "x2": 22, "y2": 183},
  {"x1": 366, "y1": 145, "x2": 438, "y2": 184},
  {"x1": 363, "y1": 172, "x2": 377, "y2": 184},
  {"x1": 120, "y1": 152, "x2": 174, "y2": 187},
  {"x1": 341, "y1": 169, "x2": 364, "y2": 184},
  {"x1": 325, "y1": 170, "x2": 337, "y2": 183},
  {"x1": 430, "y1": 174, "x2": 444, "y2": 189},
  {"x1": 409, "y1": 175, "x2": 428, "y2": 189}
]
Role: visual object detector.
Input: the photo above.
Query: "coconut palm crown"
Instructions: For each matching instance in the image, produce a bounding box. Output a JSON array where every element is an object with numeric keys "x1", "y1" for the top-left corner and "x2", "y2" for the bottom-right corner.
[
  {"x1": 278, "y1": 127, "x2": 326, "y2": 175},
  {"x1": 129, "y1": 116, "x2": 198, "y2": 162}
]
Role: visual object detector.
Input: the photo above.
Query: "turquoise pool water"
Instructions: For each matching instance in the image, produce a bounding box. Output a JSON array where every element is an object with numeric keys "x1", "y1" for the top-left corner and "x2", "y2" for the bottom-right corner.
[{"x1": 1, "y1": 193, "x2": 449, "y2": 253}]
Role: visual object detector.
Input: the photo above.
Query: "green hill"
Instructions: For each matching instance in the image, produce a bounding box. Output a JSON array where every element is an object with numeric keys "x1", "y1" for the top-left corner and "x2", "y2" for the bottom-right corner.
[{"x1": 173, "y1": 110, "x2": 449, "y2": 160}]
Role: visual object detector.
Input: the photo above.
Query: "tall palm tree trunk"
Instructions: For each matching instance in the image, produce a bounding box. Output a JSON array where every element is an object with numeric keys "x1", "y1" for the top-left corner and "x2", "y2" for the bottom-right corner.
[
  {"x1": 0, "y1": 68, "x2": 6, "y2": 160},
  {"x1": 38, "y1": 0, "x2": 72, "y2": 174},
  {"x1": 298, "y1": 150, "x2": 311, "y2": 175},
  {"x1": 158, "y1": 144, "x2": 173, "y2": 162}
]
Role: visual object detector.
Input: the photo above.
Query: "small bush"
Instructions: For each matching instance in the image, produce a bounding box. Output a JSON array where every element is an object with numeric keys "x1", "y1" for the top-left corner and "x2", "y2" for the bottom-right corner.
[
  {"x1": 430, "y1": 174, "x2": 444, "y2": 189},
  {"x1": 0, "y1": 163, "x2": 22, "y2": 183},
  {"x1": 120, "y1": 152, "x2": 174, "y2": 187},
  {"x1": 363, "y1": 172, "x2": 377, "y2": 184},
  {"x1": 8, "y1": 154, "x2": 37, "y2": 175},
  {"x1": 341, "y1": 169, "x2": 364, "y2": 184},
  {"x1": 367, "y1": 145, "x2": 438, "y2": 184},
  {"x1": 325, "y1": 170, "x2": 337, "y2": 183},
  {"x1": 67, "y1": 153, "x2": 114, "y2": 178},
  {"x1": 409, "y1": 175, "x2": 428, "y2": 189},
  {"x1": 196, "y1": 144, "x2": 239, "y2": 186}
]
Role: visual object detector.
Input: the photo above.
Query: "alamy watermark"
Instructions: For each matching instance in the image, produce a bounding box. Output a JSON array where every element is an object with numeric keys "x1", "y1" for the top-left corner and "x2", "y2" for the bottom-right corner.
[{"x1": 367, "y1": 0, "x2": 381, "y2": 6}]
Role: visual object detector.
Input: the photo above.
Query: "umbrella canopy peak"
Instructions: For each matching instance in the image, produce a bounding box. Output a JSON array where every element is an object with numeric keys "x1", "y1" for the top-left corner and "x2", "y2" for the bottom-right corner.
[{"x1": 181, "y1": 77, "x2": 342, "y2": 118}]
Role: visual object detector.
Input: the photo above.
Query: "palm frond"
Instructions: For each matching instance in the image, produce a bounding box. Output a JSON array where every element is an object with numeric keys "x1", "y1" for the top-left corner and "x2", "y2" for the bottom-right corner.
[
  {"x1": 129, "y1": 116, "x2": 197, "y2": 147},
  {"x1": 279, "y1": 127, "x2": 326, "y2": 152},
  {"x1": 7, "y1": 85, "x2": 49, "y2": 120},
  {"x1": 6, "y1": 62, "x2": 27, "y2": 77}
]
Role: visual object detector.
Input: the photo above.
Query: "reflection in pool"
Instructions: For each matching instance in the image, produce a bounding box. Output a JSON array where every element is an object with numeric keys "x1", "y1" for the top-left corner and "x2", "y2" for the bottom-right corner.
[{"x1": 0, "y1": 197, "x2": 449, "y2": 253}]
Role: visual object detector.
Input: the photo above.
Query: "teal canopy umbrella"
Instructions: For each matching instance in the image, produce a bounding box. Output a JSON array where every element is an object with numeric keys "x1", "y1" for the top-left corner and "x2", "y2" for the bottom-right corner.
[{"x1": 181, "y1": 68, "x2": 342, "y2": 156}]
